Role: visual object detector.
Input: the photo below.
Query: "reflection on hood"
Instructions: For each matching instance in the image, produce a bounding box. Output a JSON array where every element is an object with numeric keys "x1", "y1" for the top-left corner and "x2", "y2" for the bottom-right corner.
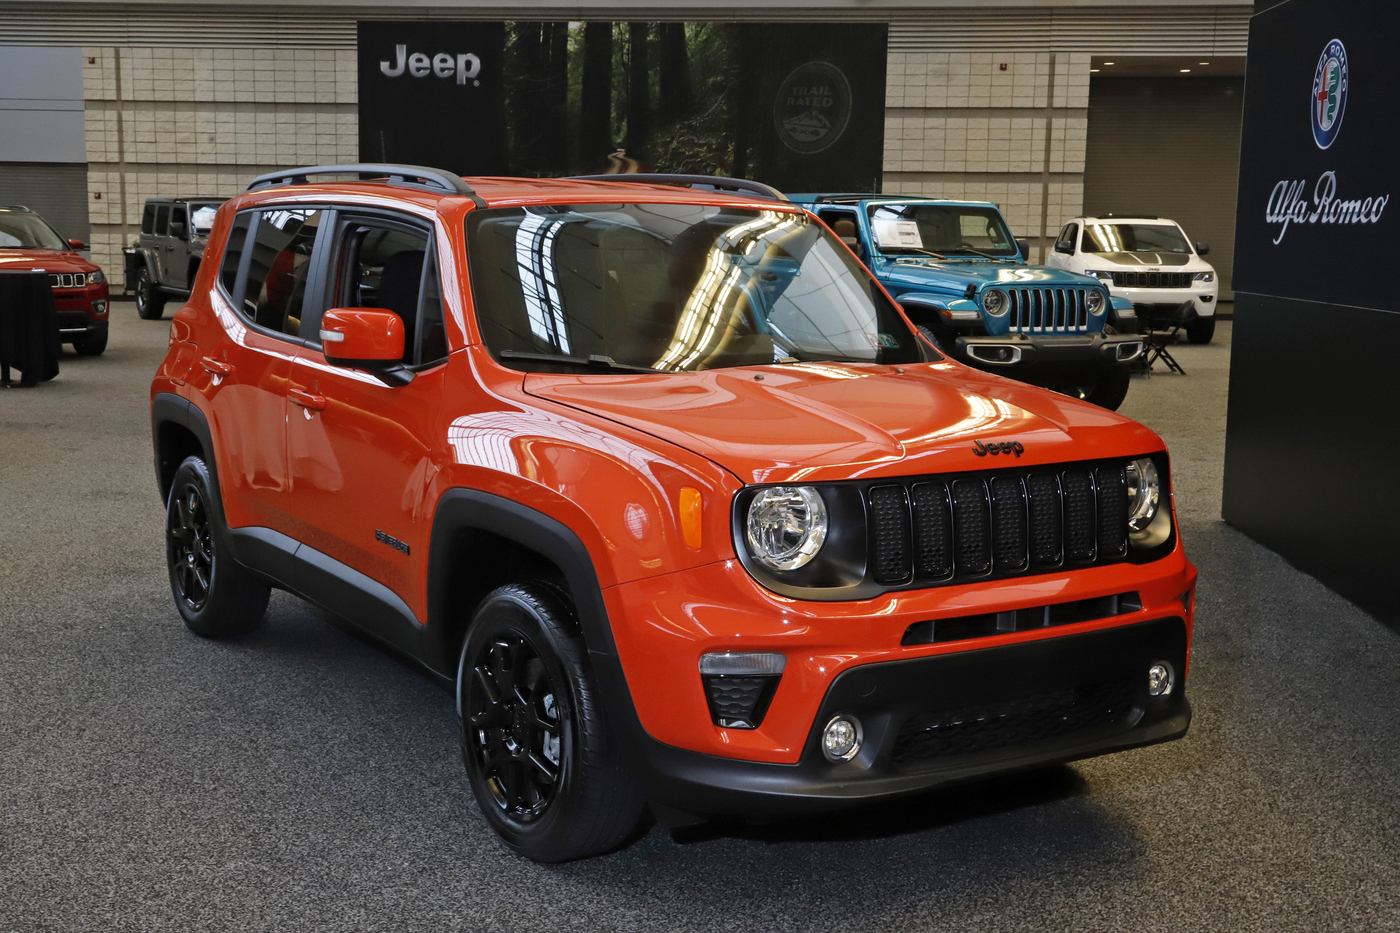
[{"x1": 1088, "y1": 251, "x2": 1191, "y2": 267}]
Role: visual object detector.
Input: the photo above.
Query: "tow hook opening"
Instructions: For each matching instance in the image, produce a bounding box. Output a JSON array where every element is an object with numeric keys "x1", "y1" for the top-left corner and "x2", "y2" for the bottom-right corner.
[{"x1": 966, "y1": 344, "x2": 1022, "y2": 365}]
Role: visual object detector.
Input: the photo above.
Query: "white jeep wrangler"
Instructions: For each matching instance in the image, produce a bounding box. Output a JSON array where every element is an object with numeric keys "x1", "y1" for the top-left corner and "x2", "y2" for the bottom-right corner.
[{"x1": 1046, "y1": 215, "x2": 1219, "y2": 344}]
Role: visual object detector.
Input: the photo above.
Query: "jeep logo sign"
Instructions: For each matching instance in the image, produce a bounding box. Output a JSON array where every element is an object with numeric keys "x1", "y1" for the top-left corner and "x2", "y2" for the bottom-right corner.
[
  {"x1": 358, "y1": 21, "x2": 509, "y2": 175},
  {"x1": 379, "y1": 45, "x2": 481, "y2": 86}
]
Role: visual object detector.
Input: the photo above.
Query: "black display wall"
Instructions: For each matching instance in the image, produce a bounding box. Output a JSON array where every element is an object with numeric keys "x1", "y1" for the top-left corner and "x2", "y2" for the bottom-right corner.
[
  {"x1": 357, "y1": 21, "x2": 886, "y2": 191},
  {"x1": 1224, "y1": 0, "x2": 1400, "y2": 620}
]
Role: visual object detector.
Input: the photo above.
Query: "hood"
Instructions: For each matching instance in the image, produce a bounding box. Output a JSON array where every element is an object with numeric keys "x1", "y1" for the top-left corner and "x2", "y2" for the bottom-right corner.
[
  {"x1": 523, "y1": 362, "x2": 1159, "y2": 484},
  {"x1": 877, "y1": 259, "x2": 1100, "y2": 292},
  {"x1": 0, "y1": 249, "x2": 95, "y2": 274},
  {"x1": 1089, "y1": 251, "x2": 1197, "y2": 268}
]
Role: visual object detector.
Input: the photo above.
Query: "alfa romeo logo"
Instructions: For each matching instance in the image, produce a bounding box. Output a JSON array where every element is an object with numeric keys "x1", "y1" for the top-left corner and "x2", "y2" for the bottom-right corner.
[
  {"x1": 1311, "y1": 38, "x2": 1348, "y2": 150},
  {"x1": 773, "y1": 62, "x2": 852, "y2": 155}
]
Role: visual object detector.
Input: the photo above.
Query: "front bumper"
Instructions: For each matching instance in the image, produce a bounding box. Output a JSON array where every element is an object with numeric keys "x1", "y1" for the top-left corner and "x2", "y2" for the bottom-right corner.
[
  {"x1": 952, "y1": 332, "x2": 1142, "y2": 386},
  {"x1": 52, "y1": 284, "x2": 109, "y2": 336},
  {"x1": 629, "y1": 616, "x2": 1190, "y2": 817},
  {"x1": 1111, "y1": 286, "x2": 1217, "y2": 320}
]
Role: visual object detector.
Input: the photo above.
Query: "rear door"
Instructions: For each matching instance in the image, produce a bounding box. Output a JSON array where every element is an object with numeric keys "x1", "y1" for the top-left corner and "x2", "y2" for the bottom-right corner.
[
  {"x1": 153, "y1": 204, "x2": 170, "y2": 283},
  {"x1": 285, "y1": 208, "x2": 448, "y2": 623}
]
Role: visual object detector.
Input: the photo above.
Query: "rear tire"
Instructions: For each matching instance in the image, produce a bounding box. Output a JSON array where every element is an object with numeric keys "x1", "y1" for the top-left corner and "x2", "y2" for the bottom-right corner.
[
  {"x1": 71, "y1": 324, "x2": 108, "y2": 356},
  {"x1": 459, "y1": 583, "x2": 648, "y2": 862},
  {"x1": 136, "y1": 268, "x2": 166, "y2": 320},
  {"x1": 1186, "y1": 317, "x2": 1216, "y2": 344},
  {"x1": 1085, "y1": 366, "x2": 1131, "y2": 411},
  {"x1": 165, "y1": 456, "x2": 269, "y2": 637}
]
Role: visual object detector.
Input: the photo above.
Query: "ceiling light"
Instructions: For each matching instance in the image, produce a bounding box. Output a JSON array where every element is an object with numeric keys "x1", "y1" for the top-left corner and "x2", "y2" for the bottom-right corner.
[
  {"x1": 1180, "y1": 69, "x2": 1191, "y2": 73},
  {"x1": 1199, "y1": 62, "x2": 1210, "y2": 66},
  {"x1": 1103, "y1": 61, "x2": 1115, "y2": 66},
  {"x1": 1089, "y1": 68, "x2": 1100, "y2": 73}
]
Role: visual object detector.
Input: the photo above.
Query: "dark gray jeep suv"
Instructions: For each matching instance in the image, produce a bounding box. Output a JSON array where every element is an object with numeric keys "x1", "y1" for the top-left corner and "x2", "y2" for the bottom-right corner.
[{"x1": 133, "y1": 197, "x2": 225, "y2": 319}]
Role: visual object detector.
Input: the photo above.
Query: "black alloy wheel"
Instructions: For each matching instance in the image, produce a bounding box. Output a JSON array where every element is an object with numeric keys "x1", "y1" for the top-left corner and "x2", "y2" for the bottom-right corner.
[
  {"x1": 168, "y1": 481, "x2": 214, "y2": 612},
  {"x1": 163, "y1": 456, "x2": 268, "y2": 637},
  {"x1": 466, "y1": 631, "x2": 567, "y2": 822}
]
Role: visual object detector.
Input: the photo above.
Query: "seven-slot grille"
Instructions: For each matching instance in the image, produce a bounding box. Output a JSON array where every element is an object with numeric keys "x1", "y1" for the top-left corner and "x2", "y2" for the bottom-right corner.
[
  {"x1": 1006, "y1": 287, "x2": 1092, "y2": 333},
  {"x1": 48, "y1": 272, "x2": 85, "y2": 289},
  {"x1": 866, "y1": 462, "x2": 1129, "y2": 588},
  {"x1": 1110, "y1": 271, "x2": 1192, "y2": 289}
]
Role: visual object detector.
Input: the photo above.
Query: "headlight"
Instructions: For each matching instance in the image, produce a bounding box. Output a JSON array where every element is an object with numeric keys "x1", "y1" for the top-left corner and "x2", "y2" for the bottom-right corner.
[
  {"x1": 1193, "y1": 271, "x2": 1214, "y2": 282},
  {"x1": 1091, "y1": 270, "x2": 1115, "y2": 282},
  {"x1": 86, "y1": 270, "x2": 105, "y2": 285},
  {"x1": 982, "y1": 288, "x2": 1008, "y2": 316},
  {"x1": 1125, "y1": 458, "x2": 1160, "y2": 532},
  {"x1": 746, "y1": 486, "x2": 828, "y2": 571},
  {"x1": 1086, "y1": 289, "x2": 1105, "y2": 315}
]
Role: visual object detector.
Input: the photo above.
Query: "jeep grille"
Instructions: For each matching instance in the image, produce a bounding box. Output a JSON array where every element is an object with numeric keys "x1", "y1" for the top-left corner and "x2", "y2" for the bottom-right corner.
[
  {"x1": 865, "y1": 462, "x2": 1128, "y2": 587},
  {"x1": 49, "y1": 272, "x2": 83, "y2": 289},
  {"x1": 1006, "y1": 287, "x2": 1092, "y2": 333},
  {"x1": 1110, "y1": 271, "x2": 1192, "y2": 289}
]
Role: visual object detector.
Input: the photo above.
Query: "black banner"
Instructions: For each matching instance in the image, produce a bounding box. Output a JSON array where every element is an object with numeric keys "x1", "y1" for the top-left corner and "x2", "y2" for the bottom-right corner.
[
  {"x1": 357, "y1": 22, "x2": 885, "y2": 192},
  {"x1": 357, "y1": 21, "x2": 510, "y2": 176},
  {"x1": 1233, "y1": 1, "x2": 1400, "y2": 309}
]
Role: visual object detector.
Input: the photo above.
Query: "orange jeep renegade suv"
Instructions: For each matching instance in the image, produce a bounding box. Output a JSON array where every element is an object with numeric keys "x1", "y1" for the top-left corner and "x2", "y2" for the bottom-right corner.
[{"x1": 150, "y1": 165, "x2": 1195, "y2": 862}]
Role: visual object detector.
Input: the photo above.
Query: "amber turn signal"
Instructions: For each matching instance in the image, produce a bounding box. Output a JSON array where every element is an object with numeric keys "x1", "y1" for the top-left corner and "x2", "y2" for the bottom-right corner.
[{"x1": 679, "y1": 487, "x2": 703, "y2": 550}]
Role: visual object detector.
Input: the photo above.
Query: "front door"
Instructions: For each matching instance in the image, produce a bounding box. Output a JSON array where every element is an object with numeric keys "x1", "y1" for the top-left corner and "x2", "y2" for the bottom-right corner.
[{"x1": 286, "y1": 211, "x2": 449, "y2": 620}]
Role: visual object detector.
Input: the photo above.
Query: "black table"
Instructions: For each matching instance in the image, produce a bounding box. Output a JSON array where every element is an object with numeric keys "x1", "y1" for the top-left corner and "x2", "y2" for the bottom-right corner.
[{"x1": 0, "y1": 271, "x2": 61, "y2": 387}]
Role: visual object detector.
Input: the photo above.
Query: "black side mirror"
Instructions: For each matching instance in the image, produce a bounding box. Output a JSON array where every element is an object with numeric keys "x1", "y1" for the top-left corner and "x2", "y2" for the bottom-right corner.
[
  {"x1": 1016, "y1": 239, "x2": 1030, "y2": 260},
  {"x1": 1054, "y1": 241, "x2": 1074, "y2": 254},
  {"x1": 1195, "y1": 241, "x2": 1210, "y2": 256},
  {"x1": 170, "y1": 222, "x2": 188, "y2": 238}
]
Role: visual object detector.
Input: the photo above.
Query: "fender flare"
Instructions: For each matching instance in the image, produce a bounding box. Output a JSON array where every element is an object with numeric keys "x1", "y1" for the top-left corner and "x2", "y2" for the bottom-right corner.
[
  {"x1": 425, "y1": 488, "x2": 646, "y2": 742},
  {"x1": 134, "y1": 246, "x2": 160, "y2": 281}
]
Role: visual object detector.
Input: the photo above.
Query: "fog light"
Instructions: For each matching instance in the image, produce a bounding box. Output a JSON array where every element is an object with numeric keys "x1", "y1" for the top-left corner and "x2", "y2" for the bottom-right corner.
[
  {"x1": 92, "y1": 300, "x2": 108, "y2": 314},
  {"x1": 821, "y1": 715, "x2": 862, "y2": 762},
  {"x1": 1147, "y1": 662, "x2": 1175, "y2": 697}
]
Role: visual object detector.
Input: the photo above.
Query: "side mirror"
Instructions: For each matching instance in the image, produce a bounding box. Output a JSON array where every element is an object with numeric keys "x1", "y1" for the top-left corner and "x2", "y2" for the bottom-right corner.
[
  {"x1": 319, "y1": 308, "x2": 414, "y2": 386},
  {"x1": 1053, "y1": 240, "x2": 1074, "y2": 254},
  {"x1": 1016, "y1": 239, "x2": 1030, "y2": 260},
  {"x1": 1195, "y1": 241, "x2": 1210, "y2": 256},
  {"x1": 169, "y1": 222, "x2": 188, "y2": 238},
  {"x1": 67, "y1": 238, "x2": 86, "y2": 250}
]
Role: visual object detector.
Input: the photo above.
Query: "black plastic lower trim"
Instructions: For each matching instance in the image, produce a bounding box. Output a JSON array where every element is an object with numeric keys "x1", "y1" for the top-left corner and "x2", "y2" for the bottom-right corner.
[{"x1": 628, "y1": 616, "x2": 1190, "y2": 816}]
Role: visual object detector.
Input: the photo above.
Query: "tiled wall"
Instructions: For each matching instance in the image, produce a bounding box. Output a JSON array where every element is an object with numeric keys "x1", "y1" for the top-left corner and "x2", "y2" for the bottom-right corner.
[
  {"x1": 81, "y1": 46, "x2": 358, "y2": 276},
  {"x1": 882, "y1": 52, "x2": 1091, "y2": 251}
]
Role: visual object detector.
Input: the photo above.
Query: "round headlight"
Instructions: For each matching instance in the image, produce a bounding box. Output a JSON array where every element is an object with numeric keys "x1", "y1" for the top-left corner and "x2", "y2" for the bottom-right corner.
[
  {"x1": 1125, "y1": 457, "x2": 1160, "y2": 533},
  {"x1": 745, "y1": 486, "x2": 828, "y2": 572},
  {"x1": 1086, "y1": 289, "x2": 1105, "y2": 315},
  {"x1": 982, "y1": 288, "x2": 1008, "y2": 316}
]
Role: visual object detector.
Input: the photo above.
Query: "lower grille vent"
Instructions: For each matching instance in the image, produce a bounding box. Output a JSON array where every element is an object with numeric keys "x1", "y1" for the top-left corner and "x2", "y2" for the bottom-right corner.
[
  {"x1": 891, "y1": 679, "x2": 1137, "y2": 765},
  {"x1": 901, "y1": 591, "x2": 1142, "y2": 646}
]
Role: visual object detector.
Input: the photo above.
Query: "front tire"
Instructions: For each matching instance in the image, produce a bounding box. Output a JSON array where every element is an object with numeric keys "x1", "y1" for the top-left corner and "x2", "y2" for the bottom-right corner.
[
  {"x1": 136, "y1": 268, "x2": 166, "y2": 320},
  {"x1": 1085, "y1": 366, "x2": 1131, "y2": 411},
  {"x1": 1186, "y1": 316, "x2": 1216, "y2": 344},
  {"x1": 71, "y1": 324, "x2": 108, "y2": 356},
  {"x1": 459, "y1": 583, "x2": 647, "y2": 862},
  {"x1": 165, "y1": 456, "x2": 269, "y2": 637}
]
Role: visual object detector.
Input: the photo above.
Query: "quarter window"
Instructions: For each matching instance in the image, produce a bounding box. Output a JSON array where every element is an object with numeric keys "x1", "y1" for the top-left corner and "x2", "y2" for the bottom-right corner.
[
  {"x1": 218, "y1": 213, "x2": 251, "y2": 297},
  {"x1": 141, "y1": 204, "x2": 156, "y2": 235}
]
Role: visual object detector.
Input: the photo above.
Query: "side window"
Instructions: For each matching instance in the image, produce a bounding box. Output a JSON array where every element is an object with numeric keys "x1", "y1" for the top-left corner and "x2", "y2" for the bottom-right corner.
[
  {"x1": 141, "y1": 204, "x2": 155, "y2": 235},
  {"x1": 242, "y1": 208, "x2": 321, "y2": 338},
  {"x1": 334, "y1": 219, "x2": 434, "y2": 365},
  {"x1": 170, "y1": 205, "x2": 188, "y2": 237},
  {"x1": 219, "y1": 212, "x2": 252, "y2": 297},
  {"x1": 1056, "y1": 223, "x2": 1078, "y2": 251},
  {"x1": 154, "y1": 205, "x2": 169, "y2": 236}
]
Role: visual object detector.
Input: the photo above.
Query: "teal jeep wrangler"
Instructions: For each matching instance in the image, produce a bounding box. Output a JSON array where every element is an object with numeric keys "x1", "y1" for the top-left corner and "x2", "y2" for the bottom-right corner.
[{"x1": 790, "y1": 194, "x2": 1142, "y2": 410}]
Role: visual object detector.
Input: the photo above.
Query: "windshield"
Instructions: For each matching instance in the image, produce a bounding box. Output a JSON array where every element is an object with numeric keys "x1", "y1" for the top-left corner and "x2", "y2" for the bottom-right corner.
[
  {"x1": 1081, "y1": 222, "x2": 1190, "y2": 254},
  {"x1": 865, "y1": 202, "x2": 1018, "y2": 257},
  {"x1": 189, "y1": 201, "x2": 223, "y2": 235},
  {"x1": 0, "y1": 212, "x2": 66, "y2": 250},
  {"x1": 466, "y1": 203, "x2": 922, "y2": 373}
]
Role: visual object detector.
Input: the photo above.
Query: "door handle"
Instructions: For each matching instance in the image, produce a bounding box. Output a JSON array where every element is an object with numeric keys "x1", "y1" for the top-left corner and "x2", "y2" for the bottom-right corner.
[
  {"x1": 200, "y1": 357, "x2": 235, "y2": 376},
  {"x1": 289, "y1": 387, "x2": 327, "y2": 411}
]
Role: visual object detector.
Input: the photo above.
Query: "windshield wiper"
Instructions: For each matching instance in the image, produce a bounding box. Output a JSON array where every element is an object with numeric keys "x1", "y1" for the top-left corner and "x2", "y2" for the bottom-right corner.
[
  {"x1": 882, "y1": 246, "x2": 946, "y2": 260},
  {"x1": 498, "y1": 350, "x2": 661, "y2": 374},
  {"x1": 945, "y1": 243, "x2": 1003, "y2": 260}
]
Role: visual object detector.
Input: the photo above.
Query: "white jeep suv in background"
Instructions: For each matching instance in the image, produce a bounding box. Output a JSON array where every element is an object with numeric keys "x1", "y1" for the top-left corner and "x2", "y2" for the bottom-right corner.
[{"x1": 1046, "y1": 216, "x2": 1219, "y2": 344}]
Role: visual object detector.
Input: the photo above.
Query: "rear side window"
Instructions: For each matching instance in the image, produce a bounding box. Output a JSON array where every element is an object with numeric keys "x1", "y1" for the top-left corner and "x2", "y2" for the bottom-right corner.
[
  {"x1": 155, "y1": 205, "x2": 169, "y2": 236},
  {"x1": 219, "y1": 213, "x2": 252, "y2": 297},
  {"x1": 141, "y1": 204, "x2": 156, "y2": 235},
  {"x1": 242, "y1": 208, "x2": 322, "y2": 338}
]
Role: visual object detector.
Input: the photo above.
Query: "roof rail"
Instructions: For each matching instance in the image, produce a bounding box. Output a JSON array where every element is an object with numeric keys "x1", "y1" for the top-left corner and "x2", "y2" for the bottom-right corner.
[
  {"x1": 565, "y1": 173, "x2": 788, "y2": 202},
  {"x1": 246, "y1": 163, "x2": 478, "y2": 199},
  {"x1": 1097, "y1": 213, "x2": 1159, "y2": 220},
  {"x1": 804, "y1": 192, "x2": 889, "y2": 204},
  {"x1": 0, "y1": 204, "x2": 33, "y2": 212}
]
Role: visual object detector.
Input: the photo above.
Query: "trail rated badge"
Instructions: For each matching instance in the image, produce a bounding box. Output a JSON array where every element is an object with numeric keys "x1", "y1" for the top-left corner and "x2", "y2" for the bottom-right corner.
[{"x1": 774, "y1": 61, "x2": 853, "y2": 155}]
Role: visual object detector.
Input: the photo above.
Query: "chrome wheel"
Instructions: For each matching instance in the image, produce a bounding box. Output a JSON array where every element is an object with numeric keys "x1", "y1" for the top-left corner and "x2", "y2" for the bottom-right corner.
[
  {"x1": 465, "y1": 631, "x2": 567, "y2": 823},
  {"x1": 167, "y1": 483, "x2": 213, "y2": 612}
]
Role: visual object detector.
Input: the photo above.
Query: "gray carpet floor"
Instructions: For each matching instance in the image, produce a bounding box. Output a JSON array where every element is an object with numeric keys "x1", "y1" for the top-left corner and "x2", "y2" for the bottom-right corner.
[{"x1": 2, "y1": 309, "x2": 1397, "y2": 932}]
